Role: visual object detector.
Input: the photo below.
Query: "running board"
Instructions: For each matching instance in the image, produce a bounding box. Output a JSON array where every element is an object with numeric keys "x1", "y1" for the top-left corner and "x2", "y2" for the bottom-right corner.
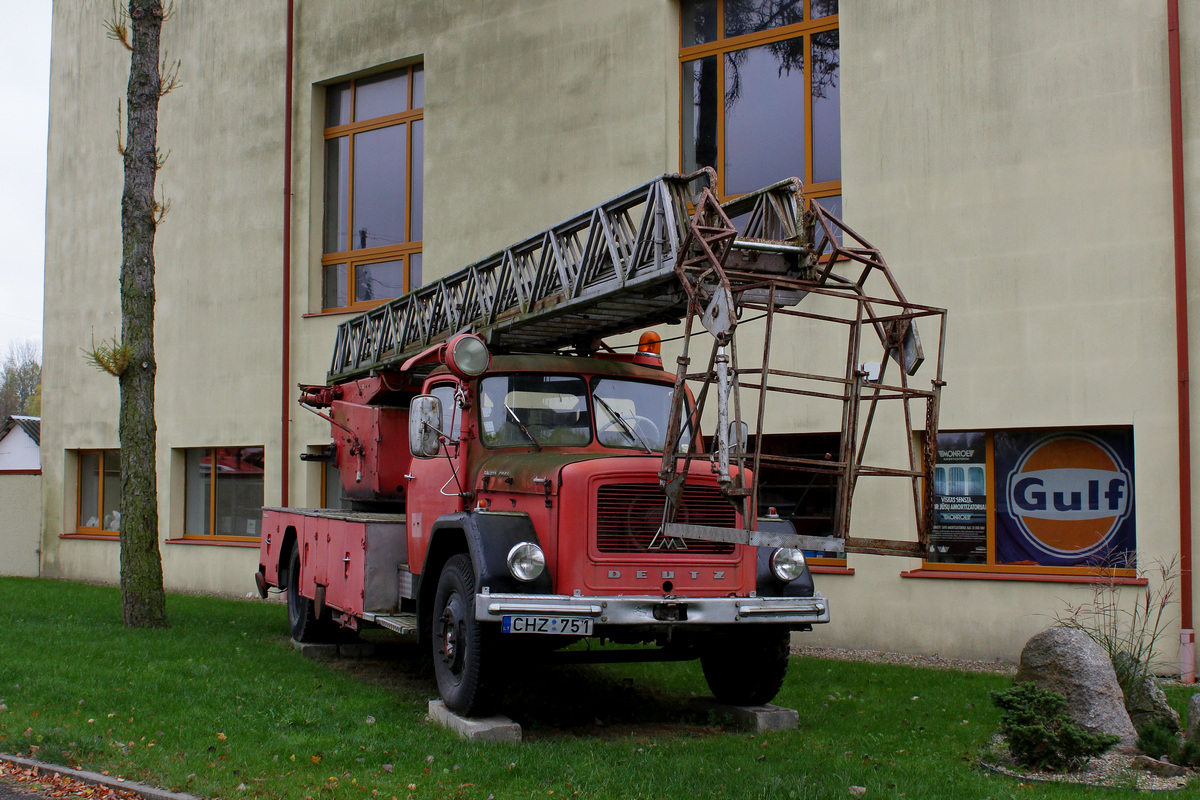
[{"x1": 363, "y1": 612, "x2": 419, "y2": 635}]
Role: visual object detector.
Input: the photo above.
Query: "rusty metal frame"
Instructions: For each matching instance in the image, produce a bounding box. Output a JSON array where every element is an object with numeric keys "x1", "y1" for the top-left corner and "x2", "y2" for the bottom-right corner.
[{"x1": 658, "y1": 180, "x2": 947, "y2": 556}]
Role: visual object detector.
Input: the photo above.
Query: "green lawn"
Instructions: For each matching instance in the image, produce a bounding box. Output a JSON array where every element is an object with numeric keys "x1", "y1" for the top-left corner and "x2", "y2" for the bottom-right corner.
[{"x1": 0, "y1": 577, "x2": 1193, "y2": 800}]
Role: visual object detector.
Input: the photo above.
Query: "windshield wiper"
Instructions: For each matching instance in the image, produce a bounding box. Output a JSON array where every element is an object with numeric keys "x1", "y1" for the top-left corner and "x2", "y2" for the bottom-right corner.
[
  {"x1": 504, "y1": 403, "x2": 542, "y2": 451},
  {"x1": 592, "y1": 394, "x2": 652, "y2": 453}
]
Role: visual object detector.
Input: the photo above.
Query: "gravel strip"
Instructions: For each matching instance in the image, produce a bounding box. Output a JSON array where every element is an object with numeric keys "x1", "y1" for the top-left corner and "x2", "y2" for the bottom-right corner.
[{"x1": 794, "y1": 645, "x2": 1017, "y2": 675}]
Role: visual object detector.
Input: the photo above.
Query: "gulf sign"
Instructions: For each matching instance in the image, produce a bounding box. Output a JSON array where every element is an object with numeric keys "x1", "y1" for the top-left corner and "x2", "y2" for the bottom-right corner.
[{"x1": 997, "y1": 431, "x2": 1134, "y2": 566}]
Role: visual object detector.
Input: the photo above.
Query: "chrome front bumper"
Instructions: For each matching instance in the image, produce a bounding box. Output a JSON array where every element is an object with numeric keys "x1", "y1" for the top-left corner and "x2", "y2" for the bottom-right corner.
[{"x1": 475, "y1": 591, "x2": 830, "y2": 627}]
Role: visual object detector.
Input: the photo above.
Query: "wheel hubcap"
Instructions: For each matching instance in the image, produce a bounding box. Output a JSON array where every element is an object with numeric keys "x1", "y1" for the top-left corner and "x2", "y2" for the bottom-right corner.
[{"x1": 438, "y1": 594, "x2": 465, "y2": 673}]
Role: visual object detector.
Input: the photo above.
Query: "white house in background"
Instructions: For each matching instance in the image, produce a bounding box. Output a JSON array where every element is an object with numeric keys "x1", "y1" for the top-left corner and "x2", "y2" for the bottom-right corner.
[
  {"x1": 0, "y1": 416, "x2": 41, "y2": 471},
  {"x1": 0, "y1": 416, "x2": 42, "y2": 576}
]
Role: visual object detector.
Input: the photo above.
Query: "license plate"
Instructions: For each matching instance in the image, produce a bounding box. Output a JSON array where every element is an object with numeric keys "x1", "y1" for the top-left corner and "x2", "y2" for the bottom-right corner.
[{"x1": 501, "y1": 615, "x2": 594, "y2": 635}]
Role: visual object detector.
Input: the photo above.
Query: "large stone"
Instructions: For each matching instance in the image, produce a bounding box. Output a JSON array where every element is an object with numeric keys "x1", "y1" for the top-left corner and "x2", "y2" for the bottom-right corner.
[
  {"x1": 1186, "y1": 694, "x2": 1200, "y2": 740},
  {"x1": 1014, "y1": 627, "x2": 1137, "y2": 748},
  {"x1": 1124, "y1": 670, "x2": 1180, "y2": 734}
]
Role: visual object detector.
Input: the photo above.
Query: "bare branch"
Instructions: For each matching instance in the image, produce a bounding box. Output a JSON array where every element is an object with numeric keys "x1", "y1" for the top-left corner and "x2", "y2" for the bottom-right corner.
[
  {"x1": 103, "y1": 0, "x2": 132, "y2": 50},
  {"x1": 153, "y1": 184, "x2": 172, "y2": 227},
  {"x1": 115, "y1": 101, "x2": 126, "y2": 156},
  {"x1": 159, "y1": 52, "x2": 182, "y2": 97}
]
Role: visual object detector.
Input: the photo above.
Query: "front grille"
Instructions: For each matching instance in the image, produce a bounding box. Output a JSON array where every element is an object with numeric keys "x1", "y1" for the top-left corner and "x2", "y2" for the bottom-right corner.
[{"x1": 595, "y1": 482, "x2": 736, "y2": 554}]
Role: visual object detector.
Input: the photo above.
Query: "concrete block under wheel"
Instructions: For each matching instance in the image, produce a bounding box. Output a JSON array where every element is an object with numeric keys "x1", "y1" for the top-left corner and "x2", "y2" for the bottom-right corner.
[
  {"x1": 292, "y1": 641, "x2": 339, "y2": 659},
  {"x1": 689, "y1": 698, "x2": 799, "y2": 732},
  {"x1": 427, "y1": 701, "x2": 523, "y2": 742},
  {"x1": 291, "y1": 640, "x2": 376, "y2": 659}
]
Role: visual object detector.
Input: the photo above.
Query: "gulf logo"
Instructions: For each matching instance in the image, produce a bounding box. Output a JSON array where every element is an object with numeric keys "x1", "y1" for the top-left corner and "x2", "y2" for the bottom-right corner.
[{"x1": 1004, "y1": 433, "x2": 1132, "y2": 559}]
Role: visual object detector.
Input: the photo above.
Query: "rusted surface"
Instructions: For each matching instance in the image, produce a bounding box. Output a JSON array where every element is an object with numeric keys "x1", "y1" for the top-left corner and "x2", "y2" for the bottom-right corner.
[{"x1": 656, "y1": 181, "x2": 947, "y2": 555}]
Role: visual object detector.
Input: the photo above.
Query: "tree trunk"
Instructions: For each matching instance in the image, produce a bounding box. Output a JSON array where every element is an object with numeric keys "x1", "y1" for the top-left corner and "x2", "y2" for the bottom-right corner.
[{"x1": 119, "y1": 0, "x2": 168, "y2": 628}]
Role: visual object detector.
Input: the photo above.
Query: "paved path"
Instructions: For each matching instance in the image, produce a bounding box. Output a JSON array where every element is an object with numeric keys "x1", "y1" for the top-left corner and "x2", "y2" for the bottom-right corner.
[{"x1": 0, "y1": 780, "x2": 38, "y2": 800}]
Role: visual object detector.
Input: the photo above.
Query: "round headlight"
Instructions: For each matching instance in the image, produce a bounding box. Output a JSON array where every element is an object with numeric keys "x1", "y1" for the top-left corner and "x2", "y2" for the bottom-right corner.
[
  {"x1": 770, "y1": 548, "x2": 807, "y2": 582},
  {"x1": 448, "y1": 334, "x2": 490, "y2": 378},
  {"x1": 507, "y1": 542, "x2": 545, "y2": 582}
]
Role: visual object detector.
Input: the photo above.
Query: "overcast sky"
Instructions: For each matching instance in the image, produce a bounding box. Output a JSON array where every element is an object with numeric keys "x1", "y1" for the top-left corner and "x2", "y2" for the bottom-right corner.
[{"x1": 0, "y1": 2, "x2": 51, "y2": 360}]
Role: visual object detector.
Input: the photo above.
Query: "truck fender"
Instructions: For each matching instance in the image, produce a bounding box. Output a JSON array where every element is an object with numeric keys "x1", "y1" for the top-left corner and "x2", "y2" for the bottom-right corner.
[
  {"x1": 754, "y1": 516, "x2": 816, "y2": 598},
  {"x1": 416, "y1": 511, "x2": 553, "y2": 643},
  {"x1": 755, "y1": 546, "x2": 816, "y2": 597},
  {"x1": 424, "y1": 511, "x2": 553, "y2": 595}
]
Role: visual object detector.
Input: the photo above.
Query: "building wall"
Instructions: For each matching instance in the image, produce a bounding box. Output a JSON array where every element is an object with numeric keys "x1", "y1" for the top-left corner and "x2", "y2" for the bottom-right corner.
[
  {"x1": 39, "y1": 0, "x2": 1200, "y2": 662},
  {"x1": 0, "y1": 474, "x2": 41, "y2": 577}
]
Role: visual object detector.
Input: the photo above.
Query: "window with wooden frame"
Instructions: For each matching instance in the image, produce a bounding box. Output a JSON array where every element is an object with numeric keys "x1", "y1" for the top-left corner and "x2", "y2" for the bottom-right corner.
[
  {"x1": 680, "y1": 0, "x2": 839, "y2": 215},
  {"x1": 920, "y1": 428, "x2": 1137, "y2": 578},
  {"x1": 77, "y1": 449, "x2": 121, "y2": 534},
  {"x1": 184, "y1": 447, "x2": 265, "y2": 540},
  {"x1": 322, "y1": 65, "x2": 424, "y2": 311}
]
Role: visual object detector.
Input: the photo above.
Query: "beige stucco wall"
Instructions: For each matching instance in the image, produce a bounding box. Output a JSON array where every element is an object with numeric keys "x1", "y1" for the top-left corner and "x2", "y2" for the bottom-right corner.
[
  {"x1": 813, "y1": 0, "x2": 1199, "y2": 659},
  {"x1": 1, "y1": 474, "x2": 41, "y2": 577},
  {"x1": 40, "y1": 0, "x2": 1200, "y2": 663}
]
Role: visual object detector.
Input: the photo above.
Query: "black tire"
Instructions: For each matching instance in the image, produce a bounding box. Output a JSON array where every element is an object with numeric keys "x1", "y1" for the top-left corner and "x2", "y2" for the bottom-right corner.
[
  {"x1": 700, "y1": 628, "x2": 792, "y2": 706},
  {"x1": 285, "y1": 546, "x2": 335, "y2": 642},
  {"x1": 432, "y1": 553, "x2": 498, "y2": 716}
]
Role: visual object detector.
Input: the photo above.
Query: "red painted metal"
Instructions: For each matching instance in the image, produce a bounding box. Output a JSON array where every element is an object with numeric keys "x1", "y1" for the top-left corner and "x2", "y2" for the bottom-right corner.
[
  {"x1": 1168, "y1": 0, "x2": 1194, "y2": 679},
  {"x1": 280, "y1": 0, "x2": 295, "y2": 506}
]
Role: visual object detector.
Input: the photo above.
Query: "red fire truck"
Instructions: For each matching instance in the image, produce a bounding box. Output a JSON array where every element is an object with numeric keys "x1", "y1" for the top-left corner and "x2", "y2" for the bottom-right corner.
[{"x1": 255, "y1": 171, "x2": 946, "y2": 717}]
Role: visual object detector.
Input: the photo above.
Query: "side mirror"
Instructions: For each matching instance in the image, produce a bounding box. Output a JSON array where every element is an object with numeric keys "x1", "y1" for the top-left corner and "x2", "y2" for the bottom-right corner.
[
  {"x1": 730, "y1": 420, "x2": 749, "y2": 453},
  {"x1": 409, "y1": 395, "x2": 443, "y2": 459}
]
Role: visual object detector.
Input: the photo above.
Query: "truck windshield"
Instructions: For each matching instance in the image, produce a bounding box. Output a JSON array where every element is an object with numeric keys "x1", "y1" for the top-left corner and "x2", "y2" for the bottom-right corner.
[
  {"x1": 478, "y1": 374, "x2": 691, "y2": 452},
  {"x1": 479, "y1": 374, "x2": 592, "y2": 447},
  {"x1": 591, "y1": 378, "x2": 690, "y2": 453}
]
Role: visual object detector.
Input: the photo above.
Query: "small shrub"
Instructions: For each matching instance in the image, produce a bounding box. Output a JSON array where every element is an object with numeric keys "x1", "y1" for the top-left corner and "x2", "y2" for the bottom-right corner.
[
  {"x1": 1137, "y1": 718, "x2": 1200, "y2": 767},
  {"x1": 1138, "y1": 719, "x2": 1181, "y2": 761},
  {"x1": 990, "y1": 682, "x2": 1122, "y2": 771}
]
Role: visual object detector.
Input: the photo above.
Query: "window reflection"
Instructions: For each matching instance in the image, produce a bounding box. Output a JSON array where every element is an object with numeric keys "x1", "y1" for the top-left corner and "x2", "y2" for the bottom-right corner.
[
  {"x1": 811, "y1": 29, "x2": 840, "y2": 183},
  {"x1": 354, "y1": 70, "x2": 407, "y2": 120},
  {"x1": 411, "y1": 119, "x2": 424, "y2": 241},
  {"x1": 682, "y1": 0, "x2": 717, "y2": 45},
  {"x1": 811, "y1": 0, "x2": 838, "y2": 18},
  {"x1": 723, "y1": 0, "x2": 803, "y2": 38},
  {"x1": 323, "y1": 263, "x2": 348, "y2": 309},
  {"x1": 680, "y1": 2, "x2": 840, "y2": 197},
  {"x1": 724, "y1": 40, "x2": 807, "y2": 195},
  {"x1": 326, "y1": 83, "x2": 351, "y2": 127},
  {"x1": 682, "y1": 57, "x2": 719, "y2": 174},
  {"x1": 323, "y1": 137, "x2": 348, "y2": 254},
  {"x1": 352, "y1": 124, "x2": 407, "y2": 250},
  {"x1": 185, "y1": 447, "x2": 265, "y2": 538},
  {"x1": 355, "y1": 259, "x2": 406, "y2": 303}
]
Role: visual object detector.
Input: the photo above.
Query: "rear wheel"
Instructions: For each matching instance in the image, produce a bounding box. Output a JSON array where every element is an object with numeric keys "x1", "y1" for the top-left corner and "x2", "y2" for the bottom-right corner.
[
  {"x1": 700, "y1": 628, "x2": 792, "y2": 706},
  {"x1": 432, "y1": 554, "x2": 498, "y2": 716},
  {"x1": 285, "y1": 546, "x2": 335, "y2": 642}
]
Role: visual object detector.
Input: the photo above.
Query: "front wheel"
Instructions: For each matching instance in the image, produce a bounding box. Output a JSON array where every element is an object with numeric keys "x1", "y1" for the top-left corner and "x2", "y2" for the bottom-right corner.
[
  {"x1": 700, "y1": 628, "x2": 792, "y2": 706},
  {"x1": 432, "y1": 554, "x2": 498, "y2": 716}
]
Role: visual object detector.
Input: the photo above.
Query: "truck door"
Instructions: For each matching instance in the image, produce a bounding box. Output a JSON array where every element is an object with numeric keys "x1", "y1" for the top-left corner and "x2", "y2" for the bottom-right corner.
[{"x1": 408, "y1": 381, "x2": 465, "y2": 573}]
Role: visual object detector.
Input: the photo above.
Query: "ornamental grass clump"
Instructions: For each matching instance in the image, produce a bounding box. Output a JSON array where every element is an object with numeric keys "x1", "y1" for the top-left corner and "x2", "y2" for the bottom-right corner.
[
  {"x1": 1054, "y1": 554, "x2": 1178, "y2": 719},
  {"x1": 990, "y1": 682, "x2": 1121, "y2": 771}
]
